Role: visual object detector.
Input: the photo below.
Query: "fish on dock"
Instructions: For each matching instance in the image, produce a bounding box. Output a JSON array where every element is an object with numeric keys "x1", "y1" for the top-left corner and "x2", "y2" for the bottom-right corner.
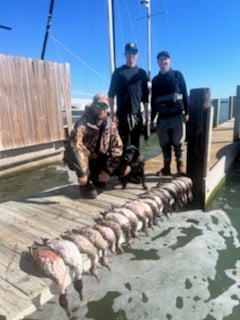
[
  {"x1": 102, "y1": 211, "x2": 132, "y2": 245},
  {"x1": 72, "y1": 226, "x2": 110, "y2": 271},
  {"x1": 41, "y1": 237, "x2": 84, "y2": 301},
  {"x1": 94, "y1": 223, "x2": 117, "y2": 255},
  {"x1": 94, "y1": 217, "x2": 124, "y2": 253},
  {"x1": 61, "y1": 231, "x2": 100, "y2": 282},
  {"x1": 138, "y1": 195, "x2": 160, "y2": 225},
  {"x1": 150, "y1": 186, "x2": 174, "y2": 216},
  {"x1": 28, "y1": 244, "x2": 71, "y2": 318},
  {"x1": 113, "y1": 207, "x2": 139, "y2": 238},
  {"x1": 125, "y1": 201, "x2": 148, "y2": 234}
]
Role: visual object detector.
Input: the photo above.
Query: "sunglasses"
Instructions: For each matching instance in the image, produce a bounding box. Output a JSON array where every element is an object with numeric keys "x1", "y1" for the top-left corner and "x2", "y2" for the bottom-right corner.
[
  {"x1": 95, "y1": 103, "x2": 109, "y2": 109},
  {"x1": 125, "y1": 50, "x2": 138, "y2": 55}
]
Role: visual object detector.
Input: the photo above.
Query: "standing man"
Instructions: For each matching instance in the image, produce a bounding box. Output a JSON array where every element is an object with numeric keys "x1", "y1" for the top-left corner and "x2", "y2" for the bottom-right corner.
[
  {"x1": 108, "y1": 42, "x2": 149, "y2": 150},
  {"x1": 151, "y1": 51, "x2": 189, "y2": 176}
]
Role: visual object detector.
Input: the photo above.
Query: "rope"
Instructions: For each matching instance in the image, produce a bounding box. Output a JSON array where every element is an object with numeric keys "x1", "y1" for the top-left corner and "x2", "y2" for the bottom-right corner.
[{"x1": 49, "y1": 33, "x2": 109, "y2": 83}]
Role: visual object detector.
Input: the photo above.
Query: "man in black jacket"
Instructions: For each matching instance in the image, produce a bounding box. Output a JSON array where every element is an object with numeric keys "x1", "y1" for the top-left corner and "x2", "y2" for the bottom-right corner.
[
  {"x1": 151, "y1": 51, "x2": 189, "y2": 176},
  {"x1": 108, "y1": 42, "x2": 149, "y2": 150}
]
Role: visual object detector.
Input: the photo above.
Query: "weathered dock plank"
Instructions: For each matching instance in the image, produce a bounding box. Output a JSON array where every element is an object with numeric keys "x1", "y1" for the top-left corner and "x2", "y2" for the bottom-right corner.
[
  {"x1": 0, "y1": 243, "x2": 48, "y2": 299},
  {"x1": 0, "y1": 204, "x2": 62, "y2": 243},
  {"x1": 0, "y1": 278, "x2": 34, "y2": 320}
]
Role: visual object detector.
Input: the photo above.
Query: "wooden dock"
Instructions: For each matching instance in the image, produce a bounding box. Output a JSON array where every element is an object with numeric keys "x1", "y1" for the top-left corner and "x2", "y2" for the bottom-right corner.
[{"x1": 0, "y1": 119, "x2": 239, "y2": 320}]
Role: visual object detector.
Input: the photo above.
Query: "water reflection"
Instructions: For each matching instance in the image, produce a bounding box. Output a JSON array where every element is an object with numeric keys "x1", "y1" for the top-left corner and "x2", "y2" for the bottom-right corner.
[
  {"x1": 85, "y1": 291, "x2": 126, "y2": 320},
  {"x1": 0, "y1": 164, "x2": 71, "y2": 202},
  {"x1": 123, "y1": 247, "x2": 160, "y2": 261}
]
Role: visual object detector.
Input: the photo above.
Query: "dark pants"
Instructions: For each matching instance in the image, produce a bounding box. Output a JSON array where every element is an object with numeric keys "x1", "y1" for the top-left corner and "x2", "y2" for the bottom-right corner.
[
  {"x1": 89, "y1": 155, "x2": 108, "y2": 182},
  {"x1": 156, "y1": 114, "x2": 185, "y2": 163},
  {"x1": 118, "y1": 114, "x2": 143, "y2": 149},
  {"x1": 88, "y1": 155, "x2": 122, "y2": 182}
]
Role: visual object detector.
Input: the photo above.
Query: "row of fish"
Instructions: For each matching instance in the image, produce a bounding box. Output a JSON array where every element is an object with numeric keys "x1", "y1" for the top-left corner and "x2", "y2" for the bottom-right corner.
[{"x1": 28, "y1": 176, "x2": 193, "y2": 318}]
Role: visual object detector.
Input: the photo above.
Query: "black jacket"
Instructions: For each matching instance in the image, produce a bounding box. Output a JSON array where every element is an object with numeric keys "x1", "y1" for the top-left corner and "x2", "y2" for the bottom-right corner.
[
  {"x1": 151, "y1": 69, "x2": 189, "y2": 121},
  {"x1": 108, "y1": 65, "x2": 149, "y2": 117}
]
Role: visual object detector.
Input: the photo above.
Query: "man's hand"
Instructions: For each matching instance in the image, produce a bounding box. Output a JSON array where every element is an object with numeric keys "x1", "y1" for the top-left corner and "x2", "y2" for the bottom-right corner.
[
  {"x1": 98, "y1": 170, "x2": 110, "y2": 182},
  {"x1": 112, "y1": 114, "x2": 119, "y2": 126},
  {"x1": 150, "y1": 121, "x2": 155, "y2": 131},
  {"x1": 78, "y1": 175, "x2": 88, "y2": 186}
]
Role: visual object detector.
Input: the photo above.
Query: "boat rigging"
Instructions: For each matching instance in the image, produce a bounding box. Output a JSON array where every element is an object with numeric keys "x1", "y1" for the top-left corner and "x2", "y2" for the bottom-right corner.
[{"x1": 0, "y1": 24, "x2": 12, "y2": 31}]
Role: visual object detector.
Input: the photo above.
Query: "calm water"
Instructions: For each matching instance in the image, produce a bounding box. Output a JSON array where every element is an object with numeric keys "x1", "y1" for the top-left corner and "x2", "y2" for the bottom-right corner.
[
  {"x1": 208, "y1": 158, "x2": 240, "y2": 216},
  {"x1": 2, "y1": 102, "x2": 240, "y2": 320},
  {"x1": 0, "y1": 133, "x2": 161, "y2": 203}
]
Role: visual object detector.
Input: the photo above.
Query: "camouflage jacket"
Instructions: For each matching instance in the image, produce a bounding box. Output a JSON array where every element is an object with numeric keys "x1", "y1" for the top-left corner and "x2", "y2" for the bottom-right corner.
[{"x1": 69, "y1": 108, "x2": 123, "y2": 177}]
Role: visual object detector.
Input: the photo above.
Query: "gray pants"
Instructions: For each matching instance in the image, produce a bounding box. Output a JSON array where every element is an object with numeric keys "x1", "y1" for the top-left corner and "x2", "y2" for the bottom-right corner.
[{"x1": 156, "y1": 114, "x2": 185, "y2": 163}]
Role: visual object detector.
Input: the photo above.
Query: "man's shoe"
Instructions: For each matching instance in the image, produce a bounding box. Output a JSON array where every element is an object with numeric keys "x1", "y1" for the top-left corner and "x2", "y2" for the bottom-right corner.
[
  {"x1": 156, "y1": 167, "x2": 171, "y2": 176},
  {"x1": 177, "y1": 161, "x2": 185, "y2": 176},
  {"x1": 93, "y1": 181, "x2": 106, "y2": 188},
  {"x1": 156, "y1": 160, "x2": 171, "y2": 176},
  {"x1": 79, "y1": 181, "x2": 98, "y2": 199}
]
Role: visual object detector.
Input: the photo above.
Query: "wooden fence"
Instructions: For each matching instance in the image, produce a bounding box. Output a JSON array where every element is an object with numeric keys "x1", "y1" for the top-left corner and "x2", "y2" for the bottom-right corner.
[{"x1": 0, "y1": 54, "x2": 72, "y2": 177}]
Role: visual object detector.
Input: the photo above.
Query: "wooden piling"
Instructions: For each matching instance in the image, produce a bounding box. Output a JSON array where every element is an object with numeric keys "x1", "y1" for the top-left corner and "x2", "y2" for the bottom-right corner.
[
  {"x1": 186, "y1": 88, "x2": 212, "y2": 208},
  {"x1": 233, "y1": 85, "x2": 240, "y2": 142},
  {"x1": 228, "y1": 96, "x2": 234, "y2": 119},
  {"x1": 212, "y1": 98, "x2": 220, "y2": 128}
]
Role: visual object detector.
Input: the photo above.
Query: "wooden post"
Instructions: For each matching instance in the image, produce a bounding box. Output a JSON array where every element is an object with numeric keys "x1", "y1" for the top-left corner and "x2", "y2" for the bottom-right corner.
[
  {"x1": 212, "y1": 98, "x2": 220, "y2": 128},
  {"x1": 228, "y1": 96, "x2": 234, "y2": 120},
  {"x1": 233, "y1": 86, "x2": 240, "y2": 141},
  {"x1": 187, "y1": 88, "x2": 212, "y2": 209}
]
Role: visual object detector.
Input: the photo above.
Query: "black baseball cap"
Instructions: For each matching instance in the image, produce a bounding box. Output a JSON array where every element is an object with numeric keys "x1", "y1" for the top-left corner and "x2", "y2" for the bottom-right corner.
[
  {"x1": 157, "y1": 51, "x2": 170, "y2": 59},
  {"x1": 125, "y1": 42, "x2": 138, "y2": 54}
]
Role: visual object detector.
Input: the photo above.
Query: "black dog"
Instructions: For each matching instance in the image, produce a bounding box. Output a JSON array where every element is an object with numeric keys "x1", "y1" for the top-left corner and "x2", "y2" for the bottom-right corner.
[{"x1": 118, "y1": 145, "x2": 147, "y2": 190}]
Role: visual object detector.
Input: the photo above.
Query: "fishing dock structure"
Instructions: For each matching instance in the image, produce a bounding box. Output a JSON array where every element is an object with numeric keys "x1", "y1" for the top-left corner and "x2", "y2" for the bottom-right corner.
[
  {"x1": 0, "y1": 53, "x2": 240, "y2": 205},
  {"x1": 0, "y1": 112, "x2": 239, "y2": 320},
  {"x1": 0, "y1": 54, "x2": 240, "y2": 319}
]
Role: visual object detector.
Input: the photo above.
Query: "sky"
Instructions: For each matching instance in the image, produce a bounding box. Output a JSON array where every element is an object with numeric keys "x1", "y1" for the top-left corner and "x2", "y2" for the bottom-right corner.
[{"x1": 1, "y1": 0, "x2": 240, "y2": 101}]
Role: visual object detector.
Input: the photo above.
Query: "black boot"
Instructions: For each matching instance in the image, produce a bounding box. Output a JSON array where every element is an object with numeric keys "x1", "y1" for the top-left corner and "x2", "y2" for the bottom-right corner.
[
  {"x1": 156, "y1": 160, "x2": 171, "y2": 176},
  {"x1": 176, "y1": 160, "x2": 185, "y2": 176},
  {"x1": 79, "y1": 180, "x2": 98, "y2": 199}
]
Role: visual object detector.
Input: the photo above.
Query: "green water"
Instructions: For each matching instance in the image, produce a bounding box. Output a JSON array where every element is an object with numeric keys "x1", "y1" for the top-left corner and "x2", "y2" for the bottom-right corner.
[
  {"x1": 0, "y1": 163, "x2": 70, "y2": 203},
  {"x1": 0, "y1": 134, "x2": 161, "y2": 203},
  {"x1": 208, "y1": 158, "x2": 240, "y2": 220}
]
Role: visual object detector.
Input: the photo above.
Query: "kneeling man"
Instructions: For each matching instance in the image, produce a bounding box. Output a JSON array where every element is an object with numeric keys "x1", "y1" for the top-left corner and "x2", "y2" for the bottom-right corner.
[{"x1": 68, "y1": 93, "x2": 128, "y2": 198}]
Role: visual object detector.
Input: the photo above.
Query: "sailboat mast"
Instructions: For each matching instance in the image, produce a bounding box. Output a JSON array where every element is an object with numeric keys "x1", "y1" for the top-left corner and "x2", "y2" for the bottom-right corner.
[
  {"x1": 41, "y1": 0, "x2": 55, "y2": 60},
  {"x1": 147, "y1": 2, "x2": 151, "y2": 80},
  {"x1": 107, "y1": 0, "x2": 116, "y2": 74},
  {"x1": 140, "y1": 0, "x2": 151, "y2": 80}
]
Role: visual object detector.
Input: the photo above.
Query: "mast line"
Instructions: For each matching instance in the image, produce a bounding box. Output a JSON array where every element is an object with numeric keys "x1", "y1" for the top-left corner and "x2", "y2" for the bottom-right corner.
[{"x1": 41, "y1": 0, "x2": 55, "y2": 60}]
